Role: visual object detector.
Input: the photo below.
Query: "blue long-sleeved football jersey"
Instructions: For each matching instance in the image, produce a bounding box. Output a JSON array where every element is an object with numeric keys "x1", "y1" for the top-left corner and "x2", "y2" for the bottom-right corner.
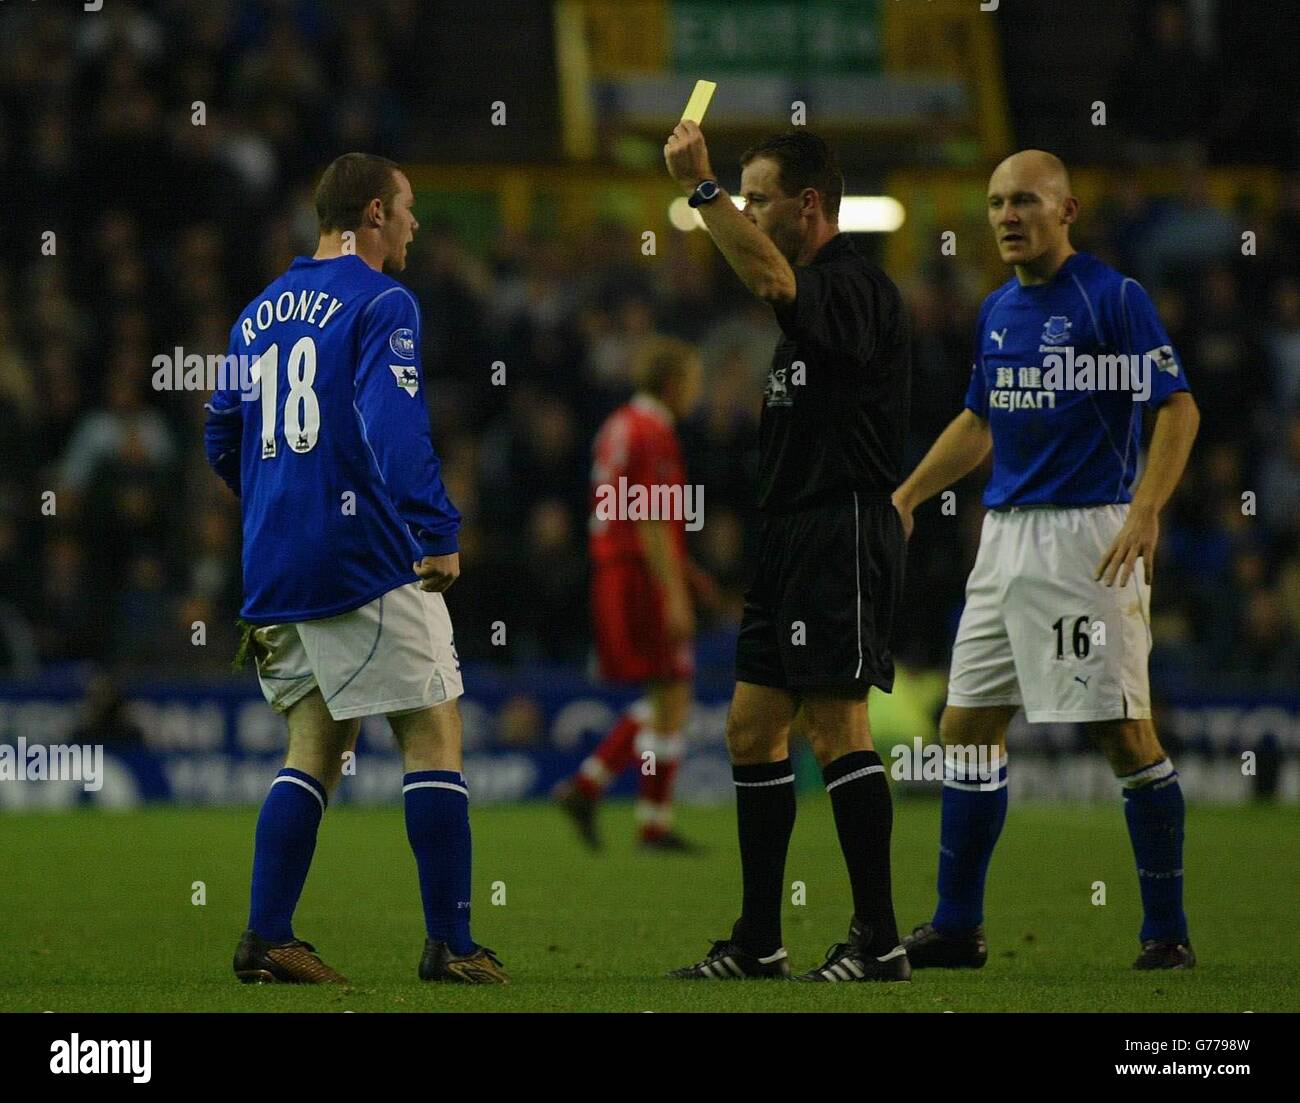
[{"x1": 204, "y1": 255, "x2": 460, "y2": 624}]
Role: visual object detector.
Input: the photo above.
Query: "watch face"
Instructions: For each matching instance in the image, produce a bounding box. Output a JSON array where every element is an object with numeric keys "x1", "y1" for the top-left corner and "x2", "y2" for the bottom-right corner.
[{"x1": 690, "y1": 181, "x2": 718, "y2": 207}]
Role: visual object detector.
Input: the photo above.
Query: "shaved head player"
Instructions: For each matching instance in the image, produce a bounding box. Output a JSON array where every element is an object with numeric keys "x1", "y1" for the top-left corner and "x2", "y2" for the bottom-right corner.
[
  {"x1": 664, "y1": 126, "x2": 913, "y2": 982},
  {"x1": 892, "y1": 150, "x2": 1201, "y2": 970}
]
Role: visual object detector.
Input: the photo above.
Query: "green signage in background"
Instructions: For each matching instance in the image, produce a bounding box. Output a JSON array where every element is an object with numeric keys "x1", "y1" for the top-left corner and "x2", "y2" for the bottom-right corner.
[
  {"x1": 412, "y1": 190, "x2": 499, "y2": 256},
  {"x1": 671, "y1": 0, "x2": 881, "y2": 75}
]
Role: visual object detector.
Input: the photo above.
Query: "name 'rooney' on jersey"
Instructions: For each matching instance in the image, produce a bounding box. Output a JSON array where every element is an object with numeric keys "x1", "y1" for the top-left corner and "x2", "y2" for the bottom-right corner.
[{"x1": 204, "y1": 255, "x2": 460, "y2": 624}]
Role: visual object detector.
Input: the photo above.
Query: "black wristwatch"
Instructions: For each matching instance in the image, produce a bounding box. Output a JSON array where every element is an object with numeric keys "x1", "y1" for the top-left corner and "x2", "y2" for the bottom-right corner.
[{"x1": 687, "y1": 179, "x2": 721, "y2": 208}]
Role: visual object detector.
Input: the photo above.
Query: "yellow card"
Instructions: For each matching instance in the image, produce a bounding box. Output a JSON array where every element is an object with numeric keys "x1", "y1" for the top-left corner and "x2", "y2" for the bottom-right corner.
[{"x1": 681, "y1": 79, "x2": 717, "y2": 124}]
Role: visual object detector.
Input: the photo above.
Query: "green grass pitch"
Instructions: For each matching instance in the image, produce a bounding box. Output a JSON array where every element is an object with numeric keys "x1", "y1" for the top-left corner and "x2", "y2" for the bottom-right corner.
[{"x1": 2, "y1": 799, "x2": 1296, "y2": 1012}]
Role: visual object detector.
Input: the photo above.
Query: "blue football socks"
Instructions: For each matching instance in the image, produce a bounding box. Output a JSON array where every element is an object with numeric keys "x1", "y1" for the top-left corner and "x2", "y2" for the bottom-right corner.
[
  {"x1": 932, "y1": 748, "x2": 1009, "y2": 934},
  {"x1": 248, "y1": 768, "x2": 327, "y2": 942},
  {"x1": 1121, "y1": 757, "x2": 1188, "y2": 943},
  {"x1": 404, "y1": 770, "x2": 475, "y2": 955}
]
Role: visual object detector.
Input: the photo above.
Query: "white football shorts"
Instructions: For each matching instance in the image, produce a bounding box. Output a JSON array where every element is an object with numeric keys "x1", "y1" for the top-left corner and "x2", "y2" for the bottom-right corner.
[
  {"x1": 947, "y1": 504, "x2": 1152, "y2": 723},
  {"x1": 253, "y1": 581, "x2": 464, "y2": 721}
]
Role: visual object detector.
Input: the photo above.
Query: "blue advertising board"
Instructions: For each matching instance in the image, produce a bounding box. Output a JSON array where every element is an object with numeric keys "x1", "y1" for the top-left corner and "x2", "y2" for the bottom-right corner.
[{"x1": 0, "y1": 665, "x2": 1295, "y2": 808}]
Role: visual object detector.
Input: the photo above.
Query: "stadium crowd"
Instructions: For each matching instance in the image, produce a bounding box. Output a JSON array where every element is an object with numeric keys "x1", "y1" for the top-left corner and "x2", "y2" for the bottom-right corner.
[{"x1": 0, "y1": 1, "x2": 1297, "y2": 695}]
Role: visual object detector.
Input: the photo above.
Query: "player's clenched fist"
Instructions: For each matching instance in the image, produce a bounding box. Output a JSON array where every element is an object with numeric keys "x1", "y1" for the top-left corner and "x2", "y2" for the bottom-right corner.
[
  {"x1": 413, "y1": 553, "x2": 460, "y2": 592},
  {"x1": 664, "y1": 120, "x2": 715, "y2": 192}
]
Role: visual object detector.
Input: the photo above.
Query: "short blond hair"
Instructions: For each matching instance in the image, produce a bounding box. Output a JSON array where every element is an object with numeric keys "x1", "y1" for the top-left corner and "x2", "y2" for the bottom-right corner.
[{"x1": 633, "y1": 335, "x2": 698, "y2": 397}]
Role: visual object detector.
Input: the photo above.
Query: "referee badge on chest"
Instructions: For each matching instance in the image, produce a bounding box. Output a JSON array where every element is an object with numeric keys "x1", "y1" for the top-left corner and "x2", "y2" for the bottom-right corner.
[{"x1": 764, "y1": 363, "x2": 795, "y2": 407}]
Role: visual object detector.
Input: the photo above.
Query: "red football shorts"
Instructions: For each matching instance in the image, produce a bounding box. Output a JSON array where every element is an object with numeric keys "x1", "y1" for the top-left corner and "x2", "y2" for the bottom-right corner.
[{"x1": 591, "y1": 559, "x2": 694, "y2": 684}]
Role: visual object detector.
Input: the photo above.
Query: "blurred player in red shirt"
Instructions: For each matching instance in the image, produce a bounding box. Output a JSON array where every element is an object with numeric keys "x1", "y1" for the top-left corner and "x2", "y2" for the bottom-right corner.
[{"x1": 556, "y1": 337, "x2": 713, "y2": 851}]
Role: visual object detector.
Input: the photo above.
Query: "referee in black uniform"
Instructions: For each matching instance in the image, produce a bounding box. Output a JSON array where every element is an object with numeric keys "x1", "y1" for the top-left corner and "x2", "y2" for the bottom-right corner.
[{"x1": 664, "y1": 127, "x2": 911, "y2": 981}]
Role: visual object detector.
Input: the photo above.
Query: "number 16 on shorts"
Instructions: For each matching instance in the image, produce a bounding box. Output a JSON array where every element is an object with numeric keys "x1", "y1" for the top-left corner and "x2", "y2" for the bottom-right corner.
[{"x1": 1052, "y1": 615, "x2": 1097, "y2": 661}]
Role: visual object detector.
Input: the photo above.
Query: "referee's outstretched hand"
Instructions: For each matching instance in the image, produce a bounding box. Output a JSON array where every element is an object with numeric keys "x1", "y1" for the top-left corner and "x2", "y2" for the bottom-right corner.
[
  {"x1": 1096, "y1": 506, "x2": 1157, "y2": 588},
  {"x1": 413, "y1": 553, "x2": 460, "y2": 593}
]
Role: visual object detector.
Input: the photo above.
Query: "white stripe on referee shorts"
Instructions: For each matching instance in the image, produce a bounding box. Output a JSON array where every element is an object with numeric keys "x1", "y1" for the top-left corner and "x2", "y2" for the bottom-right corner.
[
  {"x1": 824, "y1": 764, "x2": 884, "y2": 792},
  {"x1": 270, "y1": 773, "x2": 326, "y2": 814},
  {"x1": 402, "y1": 780, "x2": 469, "y2": 798},
  {"x1": 853, "y1": 491, "x2": 863, "y2": 680},
  {"x1": 733, "y1": 774, "x2": 795, "y2": 788}
]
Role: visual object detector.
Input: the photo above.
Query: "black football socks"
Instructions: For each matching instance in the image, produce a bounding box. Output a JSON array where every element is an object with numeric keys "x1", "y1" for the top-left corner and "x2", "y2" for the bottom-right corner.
[
  {"x1": 823, "y1": 750, "x2": 901, "y2": 956},
  {"x1": 731, "y1": 759, "x2": 797, "y2": 955}
]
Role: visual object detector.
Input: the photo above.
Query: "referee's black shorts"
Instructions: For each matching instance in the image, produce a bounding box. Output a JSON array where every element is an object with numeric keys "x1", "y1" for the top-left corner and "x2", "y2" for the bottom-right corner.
[{"x1": 735, "y1": 490, "x2": 904, "y2": 697}]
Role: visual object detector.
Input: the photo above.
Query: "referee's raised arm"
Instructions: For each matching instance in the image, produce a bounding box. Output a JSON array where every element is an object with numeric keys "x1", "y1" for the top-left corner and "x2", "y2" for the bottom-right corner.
[{"x1": 664, "y1": 120, "x2": 798, "y2": 302}]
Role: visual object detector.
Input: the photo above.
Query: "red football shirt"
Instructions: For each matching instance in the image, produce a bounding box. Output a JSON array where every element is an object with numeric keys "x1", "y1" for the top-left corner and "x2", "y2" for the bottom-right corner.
[{"x1": 589, "y1": 394, "x2": 688, "y2": 566}]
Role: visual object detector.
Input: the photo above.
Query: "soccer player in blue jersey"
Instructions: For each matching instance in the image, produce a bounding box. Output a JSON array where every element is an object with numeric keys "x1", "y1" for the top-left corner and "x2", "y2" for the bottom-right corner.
[
  {"x1": 205, "y1": 153, "x2": 508, "y2": 984},
  {"x1": 891, "y1": 151, "x2": 1201, "y2": 970}
]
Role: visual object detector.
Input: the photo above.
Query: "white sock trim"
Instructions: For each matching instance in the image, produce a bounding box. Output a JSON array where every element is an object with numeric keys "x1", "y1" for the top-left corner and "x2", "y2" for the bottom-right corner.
[
  {"x1": 629, "y1": 698, "x2": 654, "y2": 724},
  {"x1": 402, "y1": 780, "x2": 469, "y2": 798},
  {"x1": 825, "y1": 764, "x2": 884, "y2": 792},
  {"x1": 271, "y1": 773, "x2": 325, "y2": 814},
  {"x1": 579, "y1": 757, "x2": 610, "y2": 786},
  {"x1": 634, "y1": 729, "x2": 685, "y2": 762},
  {"x1": 942, "y1": 777, "x2": 1009, "y2": 793},
  {"x1": 943, "y1": 745, "x2": 1008, "y2": 783},
  {"x1": 1121, "y1": 757, "x2": 1175, "y2": 789},
  {"x1": 635, "y1": 799, "x2": 672, "y2": 827}
]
